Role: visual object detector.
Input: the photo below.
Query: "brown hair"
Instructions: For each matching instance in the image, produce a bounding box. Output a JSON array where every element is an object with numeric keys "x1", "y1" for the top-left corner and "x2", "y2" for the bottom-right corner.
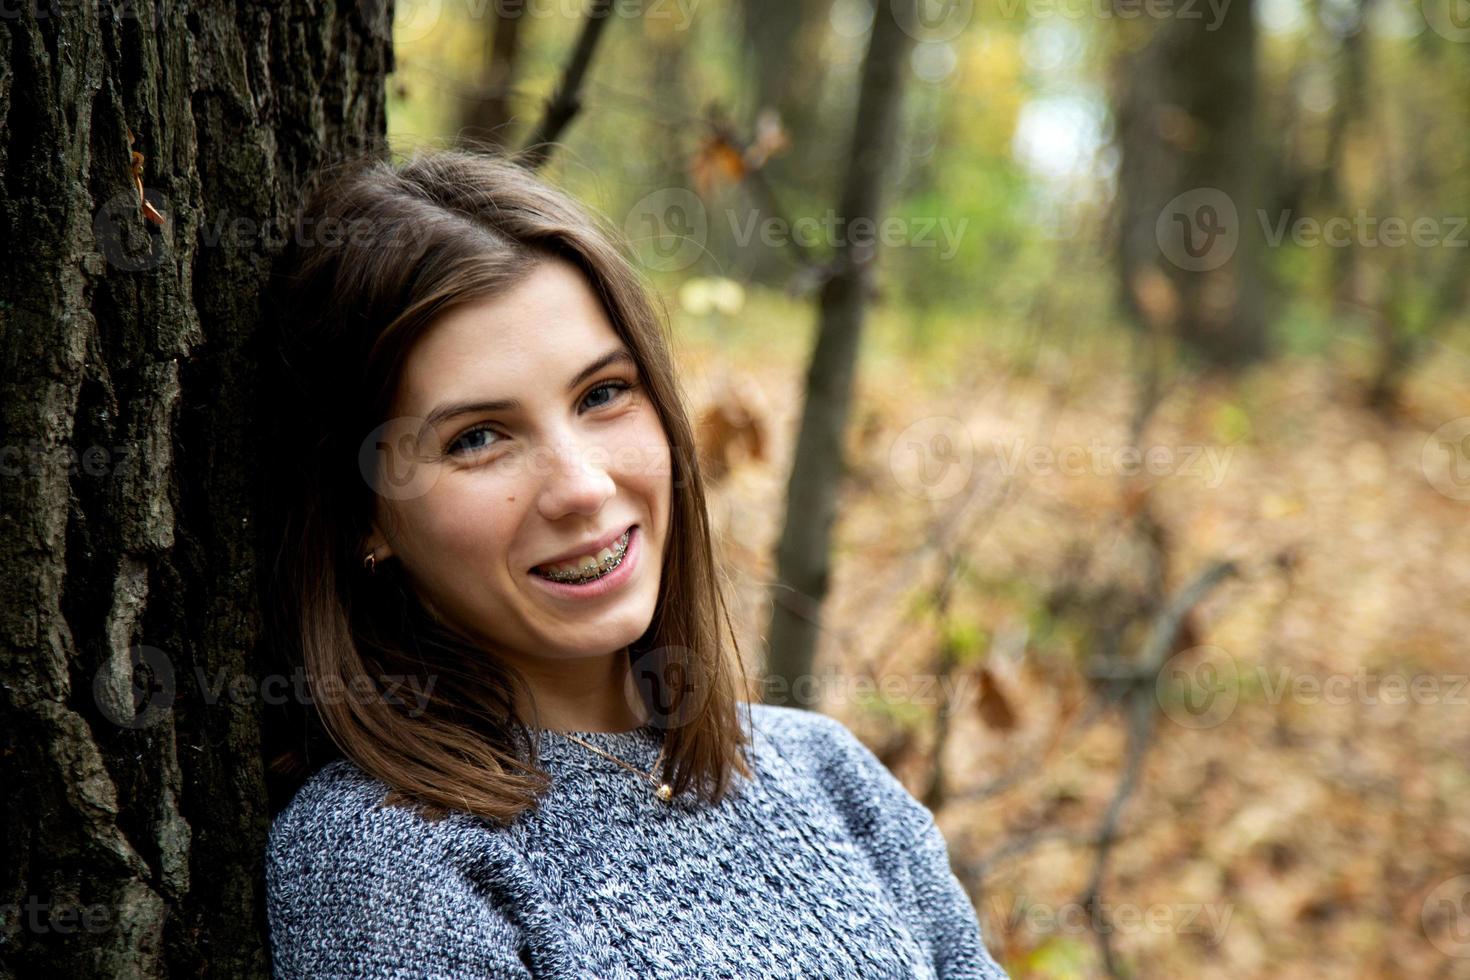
[{"x1": 260, "y1": 149, "x2": 754, "y2": 825}]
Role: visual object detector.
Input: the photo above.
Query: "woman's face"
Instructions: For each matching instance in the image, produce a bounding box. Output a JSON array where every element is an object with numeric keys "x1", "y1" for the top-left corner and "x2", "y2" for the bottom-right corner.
[{"x1": 367, "y1": 257, "x2": 672, "y2": 669}]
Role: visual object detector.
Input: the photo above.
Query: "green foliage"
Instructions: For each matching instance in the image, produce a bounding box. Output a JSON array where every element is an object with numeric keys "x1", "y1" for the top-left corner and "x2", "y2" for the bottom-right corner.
[
  {"x1": 941, "y1": 617, "x2": 991, "y2": 667},
  {"x1": 1210, "y1": 402, "x2": 1253, "y2": 446},
  {"x1": 1016, "y1": 934, "x2": 1095, "y2": 978}
]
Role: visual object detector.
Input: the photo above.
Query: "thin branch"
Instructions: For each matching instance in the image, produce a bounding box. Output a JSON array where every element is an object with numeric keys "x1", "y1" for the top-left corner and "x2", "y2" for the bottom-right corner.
[
  {"x1": 519, "y1": 0, "x2": 616, "y2": 170},
  {"x1": 743, "y1": 164, "x2": 823, "y2": 270},
  {"x1": 1138, "y1": 559, "x2": 1238, "y2": 673},
  {"x1": 1074, "y1": 558, "x2": 1239, "y2": 978}
]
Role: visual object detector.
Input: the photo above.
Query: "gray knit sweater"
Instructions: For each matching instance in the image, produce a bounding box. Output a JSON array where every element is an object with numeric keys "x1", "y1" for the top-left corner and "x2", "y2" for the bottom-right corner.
[{"x1": 265, "y1": 702, "x2": 1010, "y2": 978}]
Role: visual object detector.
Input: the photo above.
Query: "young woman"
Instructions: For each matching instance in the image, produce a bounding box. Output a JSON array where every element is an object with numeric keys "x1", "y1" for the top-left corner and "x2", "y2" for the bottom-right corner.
[{"x1": 261, "y1": 149, "x2": 1009, "y2": 979}]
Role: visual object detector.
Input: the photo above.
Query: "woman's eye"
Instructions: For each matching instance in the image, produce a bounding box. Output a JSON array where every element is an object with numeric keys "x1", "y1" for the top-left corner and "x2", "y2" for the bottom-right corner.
[
  {"x1": 447, "y1": 426, "x2": 500, "y2": 457},
  {"x1": 447, "y1": 382, "x2": 635, "y2": 458},
  {"x1": 582, "y1": 380, "x2": 634, "y2": 411}
]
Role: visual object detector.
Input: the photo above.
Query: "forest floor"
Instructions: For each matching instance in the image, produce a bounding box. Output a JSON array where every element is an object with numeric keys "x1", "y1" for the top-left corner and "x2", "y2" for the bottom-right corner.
[{"x1": 676, "y1": 295, "x2": 1470, "y2": 980}]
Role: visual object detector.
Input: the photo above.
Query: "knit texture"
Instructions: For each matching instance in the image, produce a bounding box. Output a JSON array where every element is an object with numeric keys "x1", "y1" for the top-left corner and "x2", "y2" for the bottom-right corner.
[{"x1": 265, "y1": 702, "x2": 1010, "y2": 979}]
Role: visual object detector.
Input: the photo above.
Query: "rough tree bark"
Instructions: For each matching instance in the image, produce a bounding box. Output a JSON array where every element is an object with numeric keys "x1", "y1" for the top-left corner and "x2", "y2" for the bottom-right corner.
[
  {"x1": 0, "y1": 4, "x2": 389, "y2": 977},
  {"x1": 763, "y1": 0, "x2": 915, "y2": 705}
]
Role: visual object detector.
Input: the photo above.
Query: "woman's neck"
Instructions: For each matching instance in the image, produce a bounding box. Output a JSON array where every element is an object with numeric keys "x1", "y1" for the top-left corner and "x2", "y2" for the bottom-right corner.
[{"x1": 512, "y1": 646, "x2": 649, "y2": 733}]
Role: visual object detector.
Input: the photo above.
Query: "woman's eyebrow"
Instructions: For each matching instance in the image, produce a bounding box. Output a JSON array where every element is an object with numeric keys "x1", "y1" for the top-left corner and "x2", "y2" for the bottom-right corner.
[{"x1": 422, "y1": 347, "x2": 636, "y2": 429}]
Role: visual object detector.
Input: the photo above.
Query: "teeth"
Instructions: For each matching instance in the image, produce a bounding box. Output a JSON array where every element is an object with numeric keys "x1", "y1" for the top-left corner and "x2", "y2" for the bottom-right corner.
[{"x1": 534, "y1": 530, "x2": 631, "y2": 584}]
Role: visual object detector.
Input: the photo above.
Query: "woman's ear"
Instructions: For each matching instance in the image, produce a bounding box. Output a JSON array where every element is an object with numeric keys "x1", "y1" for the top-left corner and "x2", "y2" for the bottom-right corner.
[{"x1": 362, "y1": 526, "x2": 394, "y2": 563}]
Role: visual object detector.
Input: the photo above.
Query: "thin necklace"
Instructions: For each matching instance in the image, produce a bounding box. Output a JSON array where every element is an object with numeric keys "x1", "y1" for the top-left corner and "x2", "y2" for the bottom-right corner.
[{"x1": 553, "y1": 729, "x2": 674, "y2": 802}]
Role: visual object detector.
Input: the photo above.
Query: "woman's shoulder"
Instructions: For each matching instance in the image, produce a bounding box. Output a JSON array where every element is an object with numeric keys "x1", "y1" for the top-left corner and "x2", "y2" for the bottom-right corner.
[
  {"x1": 744, "y1": 702, "x2": 936, "y2": 837},
  {"x1": 744, "y1": 701, "x2": 859, "y2": 753},
  {"x1": 271, "y1": 756, "x2": 389, "y2": 826},
  {"x1": 743, "y1": 701, "x2": 882, "y2": 769},
  {"x1": 266, "y1": 757, "x2": 445, "y2": 874}
]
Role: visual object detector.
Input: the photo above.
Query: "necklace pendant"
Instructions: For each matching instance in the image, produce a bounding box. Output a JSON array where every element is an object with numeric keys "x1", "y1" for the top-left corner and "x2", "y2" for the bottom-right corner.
[{"x1": 655, "y1": 783, "x2": 673, "y2": 801}]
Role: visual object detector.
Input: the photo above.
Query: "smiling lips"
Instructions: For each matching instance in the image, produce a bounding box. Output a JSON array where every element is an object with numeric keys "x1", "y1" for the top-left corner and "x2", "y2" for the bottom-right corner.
[{"x1": 530, "y1": 527, "x2": 633, "y2": 584}]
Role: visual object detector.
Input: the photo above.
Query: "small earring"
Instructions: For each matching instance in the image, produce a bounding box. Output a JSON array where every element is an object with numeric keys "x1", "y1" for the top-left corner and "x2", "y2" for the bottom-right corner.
[{"x1": 363, "y1": 550, "x2": 377, "y2": 575}]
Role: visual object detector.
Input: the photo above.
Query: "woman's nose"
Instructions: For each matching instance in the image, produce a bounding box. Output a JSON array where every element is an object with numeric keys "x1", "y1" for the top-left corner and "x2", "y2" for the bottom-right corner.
[{"x1": 534, "y1": 441, "x2": 617, "y2": 520}]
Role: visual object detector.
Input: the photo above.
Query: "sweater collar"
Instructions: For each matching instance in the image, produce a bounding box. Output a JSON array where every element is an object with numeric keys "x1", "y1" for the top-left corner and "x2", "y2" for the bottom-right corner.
[{"x1": 532, "y1": 723, "x2": 665, "y2": 766}]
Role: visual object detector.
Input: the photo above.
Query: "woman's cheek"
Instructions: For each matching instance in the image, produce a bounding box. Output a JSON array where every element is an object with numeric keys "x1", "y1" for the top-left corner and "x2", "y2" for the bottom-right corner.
[
  {"x1": 627, "y1": 413, "x2": 672, "y2": 480},
  {"x1": 414, "y1": 480, "x2": 507, "y2": 562}
]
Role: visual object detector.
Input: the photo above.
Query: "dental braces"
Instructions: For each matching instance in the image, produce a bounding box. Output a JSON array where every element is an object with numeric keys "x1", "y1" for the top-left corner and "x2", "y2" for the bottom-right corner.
[{"x1": 538, "y1": 547, "x2": 627, "y2": 585}]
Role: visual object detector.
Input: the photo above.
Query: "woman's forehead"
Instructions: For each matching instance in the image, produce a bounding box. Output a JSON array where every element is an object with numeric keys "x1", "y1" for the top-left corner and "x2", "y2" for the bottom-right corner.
[{"x1": 394, "y1": 261, "x2": 624, "y2": 410}]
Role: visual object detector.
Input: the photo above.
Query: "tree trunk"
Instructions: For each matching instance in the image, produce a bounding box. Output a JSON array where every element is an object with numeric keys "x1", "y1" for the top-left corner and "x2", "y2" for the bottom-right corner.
[
  {"x1": 736, "y1": 0, "x2": 834, "y2": 284},
  {"x1": 0, "y1": 4, "x2": 389, "y2": 977},
  {"x1": 1114, "y1": 0, "x2": 1266, "y2": 369},
  {"x1": 460, "y1": 5, "x2": 526, "y2": 150},
  {"x1": 763, "y1": 0, "x2": 915, "y2": 706}
]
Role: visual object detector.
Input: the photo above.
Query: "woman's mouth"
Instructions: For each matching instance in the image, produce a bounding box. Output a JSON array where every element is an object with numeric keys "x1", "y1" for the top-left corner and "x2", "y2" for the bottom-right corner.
[{"x1": 530, "y1": 527, "x2": 633, "y2": 585}]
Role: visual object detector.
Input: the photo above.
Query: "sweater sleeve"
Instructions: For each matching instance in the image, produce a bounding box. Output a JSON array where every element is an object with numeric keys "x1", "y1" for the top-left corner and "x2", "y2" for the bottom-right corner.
[
  {"x1": 265, "y1": 763, "x2": 532, "y2": 980},
  {"x1": 802, "y1": 712, "x2": 1011, "y2": 980}
]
